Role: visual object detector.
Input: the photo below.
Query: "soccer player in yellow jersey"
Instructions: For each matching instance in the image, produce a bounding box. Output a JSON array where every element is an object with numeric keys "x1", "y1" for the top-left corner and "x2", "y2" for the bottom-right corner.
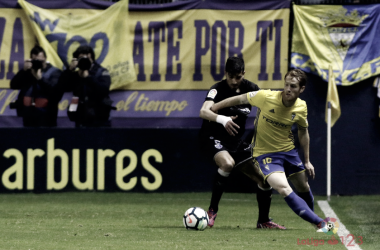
[
  {"x1": 211, "y1": 69, "x2": 330, "y2": 232},
  {"x1": 199, "y1": 57, "x2": 285, "y2": 229}
]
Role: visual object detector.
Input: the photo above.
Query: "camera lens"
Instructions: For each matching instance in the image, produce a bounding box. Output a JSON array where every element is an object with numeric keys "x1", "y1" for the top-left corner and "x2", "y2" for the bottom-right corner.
[
  {"x1": 78, "y1": 57, "x2": 92, "y2": 71},
  {"x1": 31, "y1": 60, "x2": 43, "y2": 70}
]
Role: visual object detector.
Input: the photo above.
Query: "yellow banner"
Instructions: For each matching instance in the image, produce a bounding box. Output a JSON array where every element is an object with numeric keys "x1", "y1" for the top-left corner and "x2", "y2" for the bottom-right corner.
[
  {"x1": 127, "y1": 9, "x2": 289, "y2": 90},
  {"x1": 0, "y1": 8, "x2": 35, "y2": 87},
  {"x1": 0, "y1": 1, "x2": 289, "y2": 90},
  {"x1": 18, "y1": 0, "x2": 136, "y2": 90}
]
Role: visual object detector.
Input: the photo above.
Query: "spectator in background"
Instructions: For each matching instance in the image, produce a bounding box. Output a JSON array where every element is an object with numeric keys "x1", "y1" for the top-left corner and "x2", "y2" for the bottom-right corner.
[
  {"x1": 59, "y1": 45, "x2": 113, "y2": 127},
  {"x1": 10, "y1": 45, "x2": 62, "y2": 127}
]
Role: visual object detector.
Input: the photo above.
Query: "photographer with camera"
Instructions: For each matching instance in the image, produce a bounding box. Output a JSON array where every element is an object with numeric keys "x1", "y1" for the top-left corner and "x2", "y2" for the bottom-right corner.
[
  {"x1": 10, "y1": 45, "x2": 62, "y2": 127},
  {"x1": 59, "y1": 45, "x2": 113, "y2": 127}
]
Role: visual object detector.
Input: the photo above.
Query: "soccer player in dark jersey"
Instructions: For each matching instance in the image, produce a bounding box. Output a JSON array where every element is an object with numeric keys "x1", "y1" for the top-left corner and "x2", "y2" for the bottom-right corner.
[
  {"x1": 199, "y1": 57, "x2": 285, "y2": 229},
  {"x1": 210, "y1": 69, "x2": 330, "y2": 232}
]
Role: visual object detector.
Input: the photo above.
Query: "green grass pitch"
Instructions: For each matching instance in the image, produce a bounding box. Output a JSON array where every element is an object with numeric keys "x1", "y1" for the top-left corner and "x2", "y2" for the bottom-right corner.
[{"x1": 0, "y1": 192, "x2": 378, "y2": 250}]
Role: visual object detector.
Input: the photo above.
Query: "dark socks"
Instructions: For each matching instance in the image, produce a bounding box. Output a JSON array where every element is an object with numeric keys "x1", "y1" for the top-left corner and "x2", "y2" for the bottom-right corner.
[
  {"x1": 256, "y1": 186, "x2": 272, "y2": 223},
  {"x1": 298, "y1": 189, "x2": 314, "y2": 211},
  {"x1": 209, "y1": 171, "x2": 229, "y2": 213},
  {"x1": 284, "y1": 192, "x2": 323, "y2": 225}
]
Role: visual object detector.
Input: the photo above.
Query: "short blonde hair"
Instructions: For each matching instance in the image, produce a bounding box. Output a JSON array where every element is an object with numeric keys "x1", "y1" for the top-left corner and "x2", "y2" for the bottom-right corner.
[{"x1": 284, "y1": 69, "x2": 307, "y2": 87}]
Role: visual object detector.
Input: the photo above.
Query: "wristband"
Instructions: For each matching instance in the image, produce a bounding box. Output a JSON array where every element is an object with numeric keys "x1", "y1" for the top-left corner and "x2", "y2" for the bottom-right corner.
[{"x1": 216, "y1": 115, "x2": 232, "y2": 127}]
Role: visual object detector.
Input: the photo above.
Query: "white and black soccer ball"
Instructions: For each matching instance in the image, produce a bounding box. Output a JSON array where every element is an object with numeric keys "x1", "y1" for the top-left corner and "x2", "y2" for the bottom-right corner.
[
  {"x1": 327, "y1": 222, "x2": 335, "y2": 231},
  {"x1": 183, "y1": 207, "x2": 209, "y2": 231}
]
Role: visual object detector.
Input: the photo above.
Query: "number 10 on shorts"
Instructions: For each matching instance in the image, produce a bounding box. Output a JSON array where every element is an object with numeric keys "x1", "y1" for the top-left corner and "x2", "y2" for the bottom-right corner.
[{"x1": 262, "y1": 157, "x2": 272, "y2": 164}]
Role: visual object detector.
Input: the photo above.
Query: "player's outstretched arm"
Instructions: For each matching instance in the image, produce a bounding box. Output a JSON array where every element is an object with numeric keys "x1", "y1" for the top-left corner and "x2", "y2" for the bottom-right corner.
[
  {"x1": 199, "y1": 100, "x2": 217, "y2": 121},
  {"x1": 200, "y1": 100, "x2": 240, "y2": 136},
  {"x1": 211, "y1": 93, "x2": 249, "y2": 113},
  {"x1": 298, "y1": 127, "x2": 315, "y2": 179}
]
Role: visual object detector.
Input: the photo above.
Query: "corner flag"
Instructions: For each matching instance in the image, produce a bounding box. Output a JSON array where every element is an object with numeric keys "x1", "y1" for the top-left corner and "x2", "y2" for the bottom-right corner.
[{"x1": 325, "y1": 65, "x2": 341, "y2": 127}]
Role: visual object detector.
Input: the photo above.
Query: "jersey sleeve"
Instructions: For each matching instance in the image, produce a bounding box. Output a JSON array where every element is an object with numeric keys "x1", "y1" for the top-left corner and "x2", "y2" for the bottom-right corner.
[
  {"x1": 297, "y1": 103, "x2": 309, "y2": 128},
  {"x1": 246, "y1": 89, "x2": 267, "y2": 108},
  {"x1": 205, "y1": 89, "x2": 217, "y2": 101},
  {"x1": 205, "y1": 82, "x2": 219, "y2": 102}
]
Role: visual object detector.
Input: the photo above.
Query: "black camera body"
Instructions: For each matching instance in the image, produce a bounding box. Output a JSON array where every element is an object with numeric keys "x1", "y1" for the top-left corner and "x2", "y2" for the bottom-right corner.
[
  {"x1": 9, "y1": 101, "x2": 20, "y2": 109},
  {"x1": 9, "y1": 99, "x2": 23, "y2": 116},
  {"x1": 31, "y1": 59, "x2": 43, "y2": 70},
  {"x1": 77, "y1": 57, "x2": 92, "y2": 71}
]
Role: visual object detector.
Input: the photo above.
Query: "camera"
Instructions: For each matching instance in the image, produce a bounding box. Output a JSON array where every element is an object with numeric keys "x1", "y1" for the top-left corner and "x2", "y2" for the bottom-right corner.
[
  {"x1": 9, "y1": 101, "x2": 20, "y2": 109},
  {"x1": 9, "y1": 100, "x2": 23, "y2": 117},
  {"x1": 77, "y1": 57, "x2": 92, "y2": 71},
  {"x1": 31, "y1": 59, "x2": 43, "y2": 70}
]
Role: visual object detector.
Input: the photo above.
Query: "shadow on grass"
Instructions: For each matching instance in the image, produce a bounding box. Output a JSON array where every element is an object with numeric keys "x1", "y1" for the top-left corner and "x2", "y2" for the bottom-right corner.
[
  {"x1": 141, "y1": 226, "x2": 184, "y2": 229},
  {"x1": 143, "y1": 225, "x2": 298, "y2": 232}
]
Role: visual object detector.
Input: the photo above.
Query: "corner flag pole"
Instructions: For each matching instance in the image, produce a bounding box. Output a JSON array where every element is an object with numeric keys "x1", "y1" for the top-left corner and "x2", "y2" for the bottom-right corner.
[{"x1": 327, "y1": 102, "x2": 331, "y2": 202}]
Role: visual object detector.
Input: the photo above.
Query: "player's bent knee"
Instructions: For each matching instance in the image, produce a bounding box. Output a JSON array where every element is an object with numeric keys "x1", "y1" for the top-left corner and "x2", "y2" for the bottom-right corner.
[
  {"x1": 215, "y1": 153, "x2": 235, "y2": 172},
  {"x1": 275, "y1": 186, "x2": 293, "y2": 197},
  {"x1": 220, "y1": 162, "x2": 234, "y2": 172}
]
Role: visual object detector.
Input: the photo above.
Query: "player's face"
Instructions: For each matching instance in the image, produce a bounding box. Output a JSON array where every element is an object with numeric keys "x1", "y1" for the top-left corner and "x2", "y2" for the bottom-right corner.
[
  {"x1": 283, "y1": 75, "x2": 305, "y2": 102},
  {"x1": 226, "y1": 71, "x2": 245, "y2": 90}
]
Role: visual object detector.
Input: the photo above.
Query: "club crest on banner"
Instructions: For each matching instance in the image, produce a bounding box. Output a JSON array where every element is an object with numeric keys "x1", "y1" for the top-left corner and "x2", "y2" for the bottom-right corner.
[
  {"x1": 291, "y1": 4, "x2": 380, "y2": 86},
  {"x1": 318, "y1": 8, "x2": 368, "y2": 61}
]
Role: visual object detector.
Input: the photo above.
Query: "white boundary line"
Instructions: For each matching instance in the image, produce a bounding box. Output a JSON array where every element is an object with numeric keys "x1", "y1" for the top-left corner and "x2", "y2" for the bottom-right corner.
[{"x1": 317, "y1": 201, "x2": 363, "y2": 250}]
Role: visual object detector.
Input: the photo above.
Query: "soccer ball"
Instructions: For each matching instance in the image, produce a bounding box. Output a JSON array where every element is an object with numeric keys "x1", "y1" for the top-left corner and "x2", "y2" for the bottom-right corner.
[
  {"x1": 327, "y1": 222, "x2": 335, "y2": 230},
  {"x1": 183, "y1": 207, "x2": 209, "y2": 231}
]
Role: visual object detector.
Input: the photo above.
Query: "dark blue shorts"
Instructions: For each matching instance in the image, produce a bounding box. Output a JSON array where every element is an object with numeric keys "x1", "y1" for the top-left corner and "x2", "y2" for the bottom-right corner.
[
  {"x1": 255, "y1": 149, "x2": 306, "y2": 182},
  {"x1": 199, "y1": 136, "x2": 252, "y2": 167}
]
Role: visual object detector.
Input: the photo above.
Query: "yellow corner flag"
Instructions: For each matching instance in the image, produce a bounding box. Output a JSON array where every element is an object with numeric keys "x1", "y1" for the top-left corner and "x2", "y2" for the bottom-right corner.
[{"x1": 325, "y1": 65, "x2": 341, "y2": 127}]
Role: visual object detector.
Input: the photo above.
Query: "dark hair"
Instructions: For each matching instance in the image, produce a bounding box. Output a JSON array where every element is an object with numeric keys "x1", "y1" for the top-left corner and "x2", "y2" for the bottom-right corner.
[
  {"x1": 30, "y1": 45, "x2": 46, "y2": 58},
  {"x1": 225, "y1": 57, "x2": 245, "y2": 75},
  {"x1": 285, "y1": 69, "x2": 307, "y2": 87},
  {"x1": 73, "y1": 45, "x2": 95, "y2": 60}
]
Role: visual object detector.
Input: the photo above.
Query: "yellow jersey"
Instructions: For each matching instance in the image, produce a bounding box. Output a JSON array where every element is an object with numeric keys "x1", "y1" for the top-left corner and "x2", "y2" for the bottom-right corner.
[{"x1": 246, "y1": 90, "x2": 308, "y2": 157}]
